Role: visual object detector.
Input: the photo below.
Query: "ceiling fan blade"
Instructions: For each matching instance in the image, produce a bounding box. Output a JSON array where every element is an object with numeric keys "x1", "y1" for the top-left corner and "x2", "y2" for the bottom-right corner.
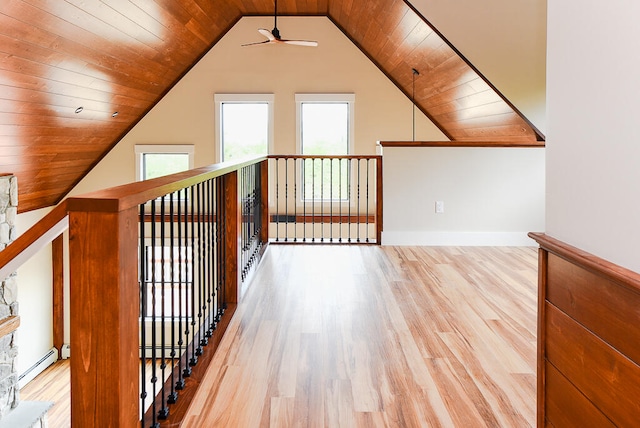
[
  {"x1": 258, "y1": 28, "x2": 276, "y2": 41},
  {"x1": 241, "y1": 0, "x2": 318, "y2": 48},
  {"x1": 282, "y1": 40, "x2": 318, "y2": 47},
  {"x1": 241, "y1": 40, "x2": 271, "y2": 47}
]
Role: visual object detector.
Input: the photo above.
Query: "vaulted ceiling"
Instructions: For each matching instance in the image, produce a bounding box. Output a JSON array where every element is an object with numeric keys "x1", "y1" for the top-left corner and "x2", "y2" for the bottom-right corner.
[{"x1": 0, "y1": 0, "x2": 544, "y2": 213}]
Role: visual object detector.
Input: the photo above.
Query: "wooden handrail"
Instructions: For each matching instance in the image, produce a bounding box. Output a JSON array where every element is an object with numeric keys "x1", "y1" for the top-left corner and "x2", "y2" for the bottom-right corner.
[
  {"x1": 528, "y1": 232, "x2": 640, "y2": 294},
  {"x1": 0, "y1": 201, "x2": 69, "y2": 282},
  {"x1": 0, "y1": 315, "x2": 20, "y2": 340},
  {"x1": 378, "y1": 140, "x2": 545, "y2": 148},
  {"x1": 67, "y1": 157, "x2": 267, "y2": 213},
  {"x1": 268, "y1": 154, "x2": 380, "y2": 160}
]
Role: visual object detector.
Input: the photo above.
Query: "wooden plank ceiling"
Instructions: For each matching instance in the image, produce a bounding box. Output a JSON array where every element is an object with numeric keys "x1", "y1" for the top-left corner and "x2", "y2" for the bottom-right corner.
[{"x1": 0, "y1": 0, "x2": 544, "y2": 213}]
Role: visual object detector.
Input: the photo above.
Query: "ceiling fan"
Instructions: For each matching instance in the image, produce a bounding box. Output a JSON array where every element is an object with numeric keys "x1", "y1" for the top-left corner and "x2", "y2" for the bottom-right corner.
[{"x1": 242, "y1": 0, "x2": 318, "y2": 47}]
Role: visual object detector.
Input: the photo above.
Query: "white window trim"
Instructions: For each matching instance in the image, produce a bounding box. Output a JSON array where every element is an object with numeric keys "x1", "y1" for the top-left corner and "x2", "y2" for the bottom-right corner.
[
  {"x1": 134, "y1": 144, "x2": 195, "y2": 182},
  {"x1": 295, "y1": 93, "x2": 355, "y2": 155},
  {"x1": 214, "y1": 93, "x2": 275, "y2": 162}
]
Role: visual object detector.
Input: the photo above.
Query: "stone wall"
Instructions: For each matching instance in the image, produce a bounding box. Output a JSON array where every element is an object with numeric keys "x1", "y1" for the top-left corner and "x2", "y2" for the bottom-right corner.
[{"x1": 0, "y1": 174, "x2": 19, "y2": 418}]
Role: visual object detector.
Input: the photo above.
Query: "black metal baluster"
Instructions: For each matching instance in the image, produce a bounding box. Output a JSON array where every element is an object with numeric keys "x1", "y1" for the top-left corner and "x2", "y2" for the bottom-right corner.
[
  {"x1": 255, "y1": 163, "x2": 262, "y2": 252},
  {"x1": 139, "y1": 204, "x2": 147, "y2": 428},
  {"x1": 320, "y1": 157, "x2": 324, "y2": 242},
  {"x1": 207, "y1": 179, "x2": 214, "y2": 338},
  {"x1": 158, "y1": 196, "x2": 169, "y2": 420},
  {"x1": 349, "y1": 158, "x2": 352, "y2": 243},
  {"x1": 339, "y1": 158, "x2": 343, "y2": 243},
  {"x1": 330, "y1": 158, "x2": 333, "y2": 242},
  {"x1": 284, "y1": 158, "x2": 288, "y2": 242},
  {"x1": 244, "y1": 166, "x2": 249, "y2": 279},
  {"x1": 149, "y1": 199, "x2": 159, "y2": 427},
  {"x1": 242, "y1": 166, "x2": 253, "y2": 272},
  {"x1": 293, "y1": 158, "x2": 298, "y2": 242},
  {"x1": 177, "y1": 188, "x2": 187, "y2": 385},
  {"x1": 366, "y1": 159, "x2": 370, "y2": 243},
  {"x1": 303, "y1": 158, "x2": 307, "y2": 242},
  {"x1": 357, "y1": 159, "x2": 361, "y2": 242},
  {"x1": 189, "y1": 184, "x2": 197, "y2": 368},
  {"x1": 168, "y1": 192, "x2": 178, "y2": 404},
  {"x1": 275, "y1": 158, "x2": 279, "y2": 242},
  {"x1": 312, "y1": 158, "x2": 315, "y2": 242},
  {"x1": 196, "y1": 183, "x2": 204, "y2": 355}
]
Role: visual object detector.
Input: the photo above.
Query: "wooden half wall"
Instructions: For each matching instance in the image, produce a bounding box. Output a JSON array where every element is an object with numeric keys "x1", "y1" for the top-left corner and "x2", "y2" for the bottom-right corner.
[{"x1": 529, "y1": 233, "x2": 640, "y2": 427}]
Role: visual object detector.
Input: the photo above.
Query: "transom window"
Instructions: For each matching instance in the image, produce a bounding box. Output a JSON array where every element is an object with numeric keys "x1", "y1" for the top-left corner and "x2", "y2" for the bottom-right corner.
[
  {"x1": 214, "y1": 94, "x2": 274, "y2": 162},
  {"x1": 135, "y1": 145, "x2": 194, "y2": 181}
]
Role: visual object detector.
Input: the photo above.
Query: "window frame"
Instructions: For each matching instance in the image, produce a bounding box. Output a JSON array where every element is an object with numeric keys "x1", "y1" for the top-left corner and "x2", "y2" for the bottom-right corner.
[
  {"x1": 295, "y1": 93, "x2": 355, "y2": 203},
  {"x1": 214, "y1": 93, "x2": 275, "y2": 162},
  {"x1": 295, "y1": 93, "x2": 355, "y2": 156},
  {"x1": 134, "y1": 144, "x2": 195, "y2": 182}
]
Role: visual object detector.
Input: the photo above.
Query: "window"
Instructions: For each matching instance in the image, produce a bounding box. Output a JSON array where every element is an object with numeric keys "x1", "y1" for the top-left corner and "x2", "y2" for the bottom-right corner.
[
  {"x1": 214, "y1": 94, "x2": 274, "y2": 162},
  {"x1": 296, "y1": 94, "x2": 355, "y2": 200},
  {"x1": 135, "y1": 145, "x2": 194, "y2": 181}
]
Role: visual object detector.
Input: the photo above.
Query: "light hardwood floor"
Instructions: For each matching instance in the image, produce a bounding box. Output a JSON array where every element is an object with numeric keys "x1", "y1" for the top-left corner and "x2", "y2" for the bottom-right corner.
[{"x1": 22, "y1": 245, "x2": 538, "y2": 427}]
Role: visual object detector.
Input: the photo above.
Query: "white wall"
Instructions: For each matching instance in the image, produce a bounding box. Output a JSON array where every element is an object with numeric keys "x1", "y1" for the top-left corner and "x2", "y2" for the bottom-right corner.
[
  {"x1": 14, "y1": 209, "x2": 55, "y2": 379},
  {"x1": 546, "y1": 2, "x2": 640, "y2": 272},
  {"x1": 383, "y1": 147, "x2": 545, "y2": 246},
  {"x1": 410, "y1": 0, "x2": 547, "y2": 134}
]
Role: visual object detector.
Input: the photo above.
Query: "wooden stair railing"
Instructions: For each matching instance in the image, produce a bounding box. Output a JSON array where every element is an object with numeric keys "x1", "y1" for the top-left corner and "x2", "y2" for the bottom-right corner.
[
  {"x1": 267, "y1": 155, "x2": 383, "y2": 244},
  {"x1": 65, "y1": 157, "x2": 268, "y2": 427},
  {"x1": 0, "y1": 202, "x2": 70, "y2": 350},
  {"x1": 0, "y1": 201, "x2": 69, "y2": 283}
]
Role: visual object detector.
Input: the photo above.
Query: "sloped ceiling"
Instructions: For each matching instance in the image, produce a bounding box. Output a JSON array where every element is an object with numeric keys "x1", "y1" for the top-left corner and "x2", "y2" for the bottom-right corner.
[{"x1": 0, "y1": 0, "x2": 544, "y2": 213}]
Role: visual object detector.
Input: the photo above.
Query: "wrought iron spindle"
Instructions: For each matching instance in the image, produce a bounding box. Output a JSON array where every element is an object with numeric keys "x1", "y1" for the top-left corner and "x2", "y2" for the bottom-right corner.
[
  {"x1": 197, "y1": 182, "x2": 206, "y2": 353},
  {"x1": 366, "y1": 159, "x2": 370, "y2": 243},
  {"x1": 284, "y1": 158, "x2": 288, "y2": 242},
  {"x1": 216, "y1": 178, "x2": 225, "y2": 322},
  {"x1": 168, "y1": 192, "x2": 178, "y2": 404},
  {"x1": 330, "y1": 158, "x2": 333, "y2": 242},
  {"x1": 207, "y1": 179, "x2": 215, "y2": 338},
  {"x1": 348, "y1": 158, "x2": 352, "y2": 242},
  {"x1": 320, "y1": 157, "x2": 324, "y2": 242},
  {"x1": 339, "y1": 158, "x2": 343, "y2": 243},
  {"x1": 293, "y1": 158, "x2": 298, "y2": 242},
  {"x1": 149, "y1": 199, "x2": 159, "y2": 427},
  {"x1": 193, "y1": 183, "x2": 202, "y2": 356},
  {"x1": 177, "y1": 188, "x2": 188, "y2": 384},
  {"x1": 312, "y1": 158, "x2": 315, "y2": 242},
  {"x1": 158, "y1": 196, "x2": 169, "y2": 420},
  {"x1": 188, "y1": 184, "x2": 197, "y2": 369},
  {"x1": 357, "y1": 159, "x2": 361, "y2": 242}
]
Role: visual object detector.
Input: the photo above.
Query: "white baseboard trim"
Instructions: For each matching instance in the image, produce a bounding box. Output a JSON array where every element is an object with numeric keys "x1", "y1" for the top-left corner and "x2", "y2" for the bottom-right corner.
[
  {"x1": 18, "y1": 348, "x2": 58, "y2": 388},
  {"x1": 381, "y1": 231, "x2": 537, "y2": 246}
]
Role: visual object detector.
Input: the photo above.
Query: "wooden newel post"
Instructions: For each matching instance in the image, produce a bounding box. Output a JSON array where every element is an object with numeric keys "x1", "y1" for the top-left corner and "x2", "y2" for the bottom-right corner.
[
  {"x1": 376, "y1": 156, "x2": 383, "y2": 245},
  {"x1": 223, "y1": 171, "x2": 241, "y2": 304},
  {"x1": 68, "y1": 203, "x2": 140, "y2": 427}
]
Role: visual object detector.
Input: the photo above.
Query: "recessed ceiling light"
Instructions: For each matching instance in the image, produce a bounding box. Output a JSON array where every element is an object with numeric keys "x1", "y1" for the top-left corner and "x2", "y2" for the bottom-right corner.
[{"x1": 75, "y1": 107, "x2": 83, "y2": 114}]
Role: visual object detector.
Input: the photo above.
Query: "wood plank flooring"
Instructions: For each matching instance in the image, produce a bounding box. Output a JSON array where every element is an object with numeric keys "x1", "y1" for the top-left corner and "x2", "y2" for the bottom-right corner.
[
  {"x1": 21, "y1": 245, "x2": 538, "y2": 427},
  {"x1": 183, "y1": 245, "x2": 537, "y2": 427}
]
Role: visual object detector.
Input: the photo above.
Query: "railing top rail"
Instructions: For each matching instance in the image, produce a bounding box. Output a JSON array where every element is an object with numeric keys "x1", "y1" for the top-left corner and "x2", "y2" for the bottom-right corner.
[
  {"x1": 0, "y1": 201, "x2": 69, "y2": 281},
  {"x1": 378, "y1": 141, "x2": 545, "y2": 148},
  {"x1": 67, "y1": 156, "x2": 267, "y2": 213},
  {"x1": 269, "y1": 155, "x2": 381, "y2": 160}
]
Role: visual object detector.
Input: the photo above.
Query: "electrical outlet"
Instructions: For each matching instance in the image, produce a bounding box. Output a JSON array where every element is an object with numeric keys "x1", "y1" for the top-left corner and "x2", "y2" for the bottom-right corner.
[{"x1": 435, "y1": 201, "x2": 444, "y2": 213}]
